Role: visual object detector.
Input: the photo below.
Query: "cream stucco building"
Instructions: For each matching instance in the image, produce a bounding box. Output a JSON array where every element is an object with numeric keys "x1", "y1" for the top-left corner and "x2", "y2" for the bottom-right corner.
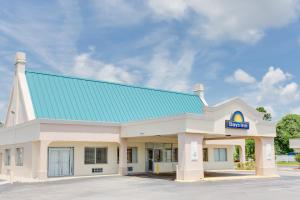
[{"x1": 0, "y1": 52, "x2": 277, "y2": 182}]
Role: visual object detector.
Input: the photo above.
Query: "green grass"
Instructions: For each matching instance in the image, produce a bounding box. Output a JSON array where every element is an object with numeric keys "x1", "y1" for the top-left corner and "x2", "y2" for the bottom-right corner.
[{"x1": 276, "y1": 161, "x2": 300, "y2": 166}]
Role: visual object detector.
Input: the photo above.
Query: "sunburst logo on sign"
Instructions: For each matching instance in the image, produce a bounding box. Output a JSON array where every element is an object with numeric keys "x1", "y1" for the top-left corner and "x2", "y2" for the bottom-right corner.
[
  {"x1": 225, "y1": 111, "x2": 249, "y2": 129},
  {"x1": 232, "y1": 111, "x2": 244, "y2": 123}
]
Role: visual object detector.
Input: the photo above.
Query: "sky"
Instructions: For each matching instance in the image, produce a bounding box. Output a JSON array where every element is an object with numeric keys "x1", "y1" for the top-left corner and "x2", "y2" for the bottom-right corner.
[{"x1": 0, "y1": 0, "x2": 300, "y2": 122}]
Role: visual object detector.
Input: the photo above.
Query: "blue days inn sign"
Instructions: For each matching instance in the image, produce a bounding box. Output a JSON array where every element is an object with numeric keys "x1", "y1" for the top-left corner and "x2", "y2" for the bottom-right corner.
[{"x1": 225, "y1": 111, "x2": 250, "y2": 130}]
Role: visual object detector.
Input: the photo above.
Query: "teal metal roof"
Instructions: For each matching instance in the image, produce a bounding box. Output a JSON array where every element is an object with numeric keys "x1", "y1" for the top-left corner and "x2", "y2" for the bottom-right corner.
[{"x1": 25, "y1": 70, "x2": 204, "y2": 123}]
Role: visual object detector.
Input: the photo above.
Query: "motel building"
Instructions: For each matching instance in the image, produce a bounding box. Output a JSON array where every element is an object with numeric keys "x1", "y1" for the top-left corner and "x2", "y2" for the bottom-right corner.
[{"x1": 0, "y1": 52, "x2": 277, "y2": 182}]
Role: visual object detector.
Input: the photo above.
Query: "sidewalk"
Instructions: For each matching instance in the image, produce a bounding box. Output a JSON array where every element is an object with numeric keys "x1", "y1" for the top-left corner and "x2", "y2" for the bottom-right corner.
[{"x1": 277, "y1": 165, "x2": 300, "y2": 171}]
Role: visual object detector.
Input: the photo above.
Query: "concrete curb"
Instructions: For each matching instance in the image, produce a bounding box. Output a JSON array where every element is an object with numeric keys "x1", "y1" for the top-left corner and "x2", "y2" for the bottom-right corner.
[
  {"x1": 203, "y1": 175, "x2": 280, "y2": 182},
  {"x1": 0, "y1": 181, "x2": 10, "y2": 185},
  {"x1": 0, "y1": 174, "x2": 121, "y2": 183}
]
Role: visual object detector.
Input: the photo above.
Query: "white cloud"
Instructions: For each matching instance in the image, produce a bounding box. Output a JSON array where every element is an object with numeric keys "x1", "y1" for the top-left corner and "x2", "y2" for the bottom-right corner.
[
  {"x1": 206, "y1": 62, "x2": 224, "y2": 80},
  {"x1": 146, "y1": 48, "x2": 195, "y2": 91},
  {"x1": 264, "y1": 105, "x2": 277, "y2": 118},
  {"x1": 280, "y1": 82, "x2": 300, "y2": 101},
  {"x1": 0, "y1": 51, "x2": 15, "y2": 122},
  {"x1": 0, "y1": 100, "x2": 6, "y2": 123},
  {"x1": 147, "y1": 0, "x2": 300, "y2": 43},
  {"x1": 72, "y1": 46, "x2": 195, "y2": 92},
  {"x1": 0, "y1": 0, "x2": 82, "y2": 121},
  {"x1": 72, "y1": 53, "x2": 139, "y2": 84},
  {"x1": 261, "y1": 67, "x2": 291, "y2": 87},
  {"x1": 90, "y1": 0, "x2": 300, "y2": 43},
  {"x1": 239, "y1": 67, "x2": 300, "y2": 118},
  {"x1": 225, "y1": 69, "x2": 256, "y2": 84},
  {"x1": 91, "y1": 0, "x2": 147, "y2": 26},
  {"x1": 255, "y1": 67, "x2": 298, "y2": 105},
  {"x1": 147, "y1": 0, "x2": 188, "y2": 20},
  {"x1": 292, "y1": 107, "x2": 300, "y2": 114},
  {"x1": 0, "y1": 0, "x2": 81, "y2": 71}
]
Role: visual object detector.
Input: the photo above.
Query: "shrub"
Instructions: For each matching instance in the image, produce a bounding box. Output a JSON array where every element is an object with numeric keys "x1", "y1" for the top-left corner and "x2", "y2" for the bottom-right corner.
[
  {"x1": 295, "y1": 154, "x2": 300, "y2": 163},
  {"x1": 235, "y1": 162, "x2": 255, "y2": 170}
]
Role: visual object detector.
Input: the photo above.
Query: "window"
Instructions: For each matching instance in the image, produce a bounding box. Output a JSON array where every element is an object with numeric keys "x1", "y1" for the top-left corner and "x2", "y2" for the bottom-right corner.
[
  {"x1": 203, "y1": 148, "x2": 208, "y2": 162},
  {"x1": 172, "y1": 148, "x2": 178, "y2": 162},
  {"x1": 117, "y1": 147, "x2": 138, "y2": 163},
  {"x1": 96, "y1": 148, "x2": 107, "y2": 164},
  {"x1": 85, "y1": 148, "x2": 95, "y2": 164},
  {"x1": 214, "y1": 148, "x2": 227, "y2": 162},
  {"x1": 84, "y1": 147, "x2": 107, "y2": 164},
  {"x1": 16, "y1": 147, "x2": 24, "y2": 166},
  {"x1": 5, "y1": 149, "x2": 10, "y2": 166},
  {"x1": 154, "y1": 149, "x2": 162, "y2": 162},
  {"x1": 127, "y1": 147, "x2": 138, "y2": 163},
  {"x1": 164, "y1": 149, "x2": 172, "y2": 162}
]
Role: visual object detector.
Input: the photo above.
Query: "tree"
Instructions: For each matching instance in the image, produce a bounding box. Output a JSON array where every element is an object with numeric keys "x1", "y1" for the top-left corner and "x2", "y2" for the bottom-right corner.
[
  {"x1": 295, "y1": 154, "x2": 300, "y2": 167},
  {"x1": 245, "y1": 107, "x2": 272, "y2": 161},
  {"x1": 234, "y1": 146, "x2": 241, "y2": 162},
  {"x1": 256, "y1": 107, "x2": 272, "y2": 121},
  {"x1": 0, "y1": 122, "x2": 3, "y2": 128},
  {"x1": 245, "y1": 139, "x2": 255, "y2": 160},
  {"x1": 276, "y1": 114, "x2": 300, "y2": 154}
]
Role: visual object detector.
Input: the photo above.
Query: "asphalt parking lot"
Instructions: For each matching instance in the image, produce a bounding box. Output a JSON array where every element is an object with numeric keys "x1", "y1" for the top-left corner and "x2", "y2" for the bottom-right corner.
[{"x1": 0, "y1": 170, "x2": 299, "y2": 200}]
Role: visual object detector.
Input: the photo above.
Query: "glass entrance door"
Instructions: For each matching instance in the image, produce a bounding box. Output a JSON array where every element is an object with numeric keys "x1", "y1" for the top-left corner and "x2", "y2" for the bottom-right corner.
[
  {"x1": 146, "y1": 149, "x2": 153, "y2": 172},
  {"x1": 48, "y1": 147, "x2": 74, "y2": 177}
]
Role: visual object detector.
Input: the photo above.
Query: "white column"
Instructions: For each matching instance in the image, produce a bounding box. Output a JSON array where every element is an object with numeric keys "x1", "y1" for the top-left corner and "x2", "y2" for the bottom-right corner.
[
  {"x1": 37, "y1": 140, "x2": 51, "y2": 179},
  {"x1": 239, "y1": 145, "x2": 246, "y2": 163},
  {"x1": 176, "y1": 133, "x2": 204, "y2": 181},
  {"x1": 255, "y1": 137, "x2": 277, "y2": 176},
  {"x1": 119, "y1": 138, "x2": 128, "y2": 176}
]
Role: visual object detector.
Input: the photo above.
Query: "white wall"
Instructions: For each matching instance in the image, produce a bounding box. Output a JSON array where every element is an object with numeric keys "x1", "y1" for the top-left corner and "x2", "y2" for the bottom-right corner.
[
  {"x1": 0, "y1": 121, "x2": 40, "y2": 146},
  {"x1": 49, "y1": 142, "x2": 119, "y2": 176},
  {"x1": 127, "y1": 142, "x2": 146, "y2": 173},
  {"x1": 122, "y1": 99, "x2": 275, "y2": 138},
  {"x1": 127, "y1": 141, "x2": 235, "y2": 173},
  {"x1": 40, "y1": 121, "x2": 120, "y2": 142},
  {"x1": 0, "y1": 140, "x2": 237, "y2": 180},
  {"x1": 203, "y1": 144, "x2": 235, "y2": 170},
  {"x1": 0, "y1": 142, "x2": 34, "y2": 178}
]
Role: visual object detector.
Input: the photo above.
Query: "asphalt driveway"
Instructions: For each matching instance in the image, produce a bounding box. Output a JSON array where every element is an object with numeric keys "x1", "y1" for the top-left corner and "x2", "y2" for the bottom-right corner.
[{"x1": 0, "y1": 170, "x2": 299, "y2": 200}]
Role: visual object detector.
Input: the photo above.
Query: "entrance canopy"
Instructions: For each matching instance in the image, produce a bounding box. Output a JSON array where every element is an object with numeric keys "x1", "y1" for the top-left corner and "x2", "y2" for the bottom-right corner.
[
  {"x1": 0, "y1": 97, "x2": 275, "y2": 146},
  {"x1": 121, "y1": 98, "x2": 275, "y2": 139}
]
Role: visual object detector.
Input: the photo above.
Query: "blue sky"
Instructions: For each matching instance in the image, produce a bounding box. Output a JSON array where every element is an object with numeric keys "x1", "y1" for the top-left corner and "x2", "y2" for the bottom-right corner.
[{"x1": 0, "y1": 0, "x2": 300, "y2": 121}]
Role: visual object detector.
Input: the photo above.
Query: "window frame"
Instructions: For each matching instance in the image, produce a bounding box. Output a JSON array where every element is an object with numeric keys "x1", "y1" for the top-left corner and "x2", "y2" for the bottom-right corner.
[
  {"x1": 117, "y1": 147, "x2": 138, "y2": 164},
  {"x1": 164, "y1": 148, "x2": 172, "y2": 163},
  {"x1": 172, "y1": 148, "x2": 178, "y2": 162},
  {"x1": 96, "y1": 147, "x2": 108, "y2": 164},
  {"x1": 153, "y1": 149, "x2": 163, "y2": 162},
  {"x1": 4, "y1": 149, "x2": 11, "y2": 166},
  {"x1": 127, "y1": 147, "x2": 138, "y2": 164},
  {"x1": 203, "y1": 148, "x2": 208, "y2": 162},
  {"x1": 214, "y1": 148, "x2": 228, "y2": 162},
  {"x1": 84, "y1": 147, "x2": 108, "y2": 165},
  {"x1": 16, "y1": 147, "x2": 24, "y2": 166}
]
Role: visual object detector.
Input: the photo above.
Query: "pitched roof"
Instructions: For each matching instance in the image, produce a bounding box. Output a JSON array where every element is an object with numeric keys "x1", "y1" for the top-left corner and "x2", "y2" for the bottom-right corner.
[{"x1": 25, "y1": 70, "x2": 204, "y2": 123}]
